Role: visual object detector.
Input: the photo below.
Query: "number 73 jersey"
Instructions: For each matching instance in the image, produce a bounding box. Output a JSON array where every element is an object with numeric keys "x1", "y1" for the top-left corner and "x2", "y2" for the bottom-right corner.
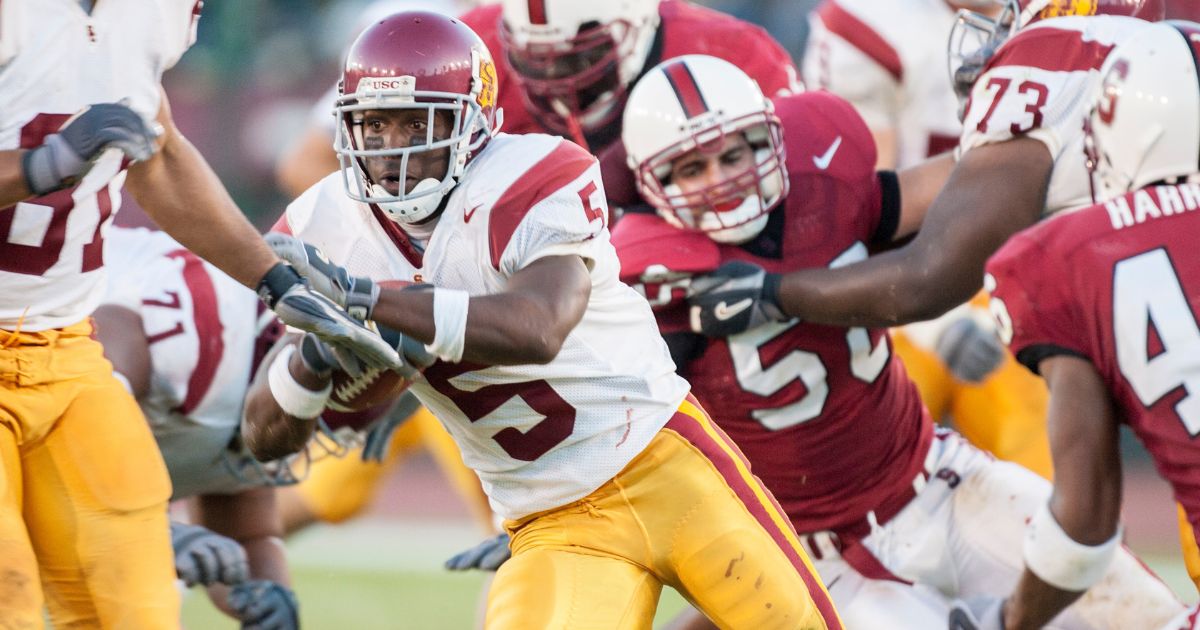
[{"x1": 986, "y1": 182, "x2": 1200, "y2": 530}]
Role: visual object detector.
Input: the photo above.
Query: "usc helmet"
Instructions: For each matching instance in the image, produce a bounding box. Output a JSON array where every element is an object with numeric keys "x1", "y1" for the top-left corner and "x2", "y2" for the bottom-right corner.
[
  {"x1": 948, "y1": 0, "x2": 1165, "y2": 100},
  {"x1": 335, "y1": 11, "x2": 500, "y2": 225},
  {"x1": 622, "y1": 55, "x2": 787, "y2": 244},
  {"x1": 1085, "y1": 20, "x2": 1200, "y2": 201},
  {"x1": 498, "y1": 0, "x2": 660, "y2": 139}
]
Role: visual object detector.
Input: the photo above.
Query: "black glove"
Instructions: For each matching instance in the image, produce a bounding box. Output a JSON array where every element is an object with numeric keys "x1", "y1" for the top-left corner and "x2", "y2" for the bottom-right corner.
[
  {"x1": 170, "y1": 521, "x2": 249, "y2": 587},
  {"x1": 23, "y1": 102, "x2": 159, "y2": 195},
  {"x1": 444, "y1": 533, "x2": 512, "y2": 572},
  {"x1": 936, "y1": 317, "x2": 1005, "y2": 383},
  {"x1": 228, "y1": 580, "x2": 300, "y2": 630},
  {"x1": 687, "y1": 261, "x2": 788, "y2": 337}
]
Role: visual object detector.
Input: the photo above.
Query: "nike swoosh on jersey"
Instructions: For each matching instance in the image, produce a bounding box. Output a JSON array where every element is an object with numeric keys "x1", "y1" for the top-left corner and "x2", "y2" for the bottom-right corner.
[
  {"x1": 464, "y1": 204, "x2": 482, "y2": 223},
  {"x1": 812, "y1": 136, "x2": 843, "y2": 170},
  {"x1": 714, "y1": 298, "x2": 753, "y2": 321}
]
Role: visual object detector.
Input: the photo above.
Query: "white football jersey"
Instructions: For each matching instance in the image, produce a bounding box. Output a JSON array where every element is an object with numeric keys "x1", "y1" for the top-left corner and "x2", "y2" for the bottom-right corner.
[
  {"x1": 282, "y1": 133, "x2": 690, "y2": 520},
  {"x1": 103, "y1": 228, "x2": 280, "y2": 499},
  {"x1": 0, "y1": 0, "x2": 200, "y2": 331},
  {"x1": 803, "y1": 0, "x2": 962, "y2": 168},
  {"x1": 959, "y1": 15, "x2": 1148, "y2": 214}
]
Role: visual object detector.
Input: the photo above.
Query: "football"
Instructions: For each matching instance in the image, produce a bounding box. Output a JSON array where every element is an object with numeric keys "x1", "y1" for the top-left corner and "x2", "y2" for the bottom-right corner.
[{"x1": 325, "y1": 364, "x2": 411, "y2": 415}]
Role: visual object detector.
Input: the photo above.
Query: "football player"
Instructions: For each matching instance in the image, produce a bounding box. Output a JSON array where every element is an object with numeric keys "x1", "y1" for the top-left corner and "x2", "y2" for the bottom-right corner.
[
  {"x1": 613, "y1": 54, "x2": 1180, "y2": 629},
  {"x1": 245, "y1": 12, "x2": 843, "y2": 629},
  {"x1": 0, "y1": 1, "x2": 394, "y2": 626},
  {"x1": 960, "y1": 21, "x2": 1200, "y2": 630},
  {"x1": 804, "y1": 0, "x2": 1054, "y2": 481}
]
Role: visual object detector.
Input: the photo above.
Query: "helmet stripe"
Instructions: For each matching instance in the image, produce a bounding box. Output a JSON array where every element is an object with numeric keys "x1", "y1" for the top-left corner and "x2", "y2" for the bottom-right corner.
[
  {"x1": 662, "y1": 60, "x2": 709, "y2": 119},
  {"x1": 527, "y1": 0, "x2": 547, "y2": 25}
]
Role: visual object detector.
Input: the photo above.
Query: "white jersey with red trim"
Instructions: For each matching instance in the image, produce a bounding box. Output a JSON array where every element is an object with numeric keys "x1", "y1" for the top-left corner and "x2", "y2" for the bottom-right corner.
[
  {"x1": 959, "y1": 15, "x2": 1148, "y2": 214},
  {"x1": 803, "y1": 0, "x2": 962, "y2": 167},
  {"x1": 103, "y1": 227, "x2": 277, "y2": 499},
  {"x1": 0, "y1": 0, "x2": 201, "y2": 331},
  {"x1": 281, "y1": 133, "x2": 689, "y2": 520}
]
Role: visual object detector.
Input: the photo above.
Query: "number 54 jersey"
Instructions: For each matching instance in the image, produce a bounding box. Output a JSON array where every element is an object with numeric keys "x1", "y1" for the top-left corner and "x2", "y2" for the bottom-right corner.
[
  {"x1": 986, "y1": 182, "x2": 1200, "y2": 532},
  {"x1": 277, "y1": 133, "x2": 690, "y2": 521}
]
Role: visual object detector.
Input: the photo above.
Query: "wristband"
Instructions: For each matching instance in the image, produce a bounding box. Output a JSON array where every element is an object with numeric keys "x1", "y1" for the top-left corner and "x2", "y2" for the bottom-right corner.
[
  {"x1": 426, "y1": 288, "x2": 470, "y2": 363},
  {"x1": 256, "y1": 263, "x2": 303, "y2": 308},
  {"x1": 267, "y1": 344, "x2": 332, "y2": 419},
  {"x1": 1023, "y1": 503, "x2": 1121, "y2": 592}
]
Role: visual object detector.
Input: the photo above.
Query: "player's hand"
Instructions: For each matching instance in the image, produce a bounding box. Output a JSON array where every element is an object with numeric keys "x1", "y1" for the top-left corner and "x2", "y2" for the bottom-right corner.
[
  {"x1": 445, "y1": 533, "x2": 511, "y2": 571},
  {"x1": 936, "y1": 318, "x2": 1004, "y2": 383},
  {"x1": 228, "y1": 580, "x2": 299, "y2": 630},
  {"x1": 257, "y1": 263, "x2": 403, "y2": 373},
  {"x1": 22, "y1": 102, "x2": 160, "y2": 196},
  {"x1": 265, "y1": 234, "x2": 379, "y2": 321},
  {"x1": 299, "y1": 332, "x2": 363, "y2": 379},
  {"x1": 361, "y1": 391, "x2": 422, "y2": 463},
  {"x1": 948, "y1": 598, "x2": 1006, "y2": 630},
  {"x1": 687, "y1": 261, "x2": 788, "y2": 337},
  {"x1": 170, "y1": 521, "x2": 249, "y2": 587}
]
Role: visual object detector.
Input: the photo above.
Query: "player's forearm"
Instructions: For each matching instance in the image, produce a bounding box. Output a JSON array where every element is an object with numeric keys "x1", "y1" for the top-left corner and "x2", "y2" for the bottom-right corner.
[
  {"x1": 125, "y1": 133, "x2": 277, "y2": 289},
  {"x1": 0, "y1": 149, "x2": 33, "y2": 207},
  {"x1": 242, "y1": 348, "x2": 325, "y2": 461},
  {"x1": 1004, "y1": 571, "x2": 1086, "y2": 630}
]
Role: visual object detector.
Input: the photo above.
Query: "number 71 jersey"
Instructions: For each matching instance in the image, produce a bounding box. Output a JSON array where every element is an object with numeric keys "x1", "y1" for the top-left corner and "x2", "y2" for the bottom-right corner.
[{"x1": 986, "y1": 182, "x2": 1200, "y2": 531}]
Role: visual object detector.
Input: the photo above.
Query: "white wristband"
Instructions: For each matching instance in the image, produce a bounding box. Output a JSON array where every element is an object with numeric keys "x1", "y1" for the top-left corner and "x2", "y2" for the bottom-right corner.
[
  {"x1": 268, "y1": 344, "x2": 332, "y2": 420},
  {"x1": 1023, "y1": 503, "x2": 1122, "y2": 592},
  {"x1": 426, "y1": 288, "x2": 470, "y2": 363}
]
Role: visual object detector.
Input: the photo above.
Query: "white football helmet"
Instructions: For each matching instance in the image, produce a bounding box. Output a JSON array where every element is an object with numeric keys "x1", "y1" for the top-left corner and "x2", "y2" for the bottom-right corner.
[
  {"x1": 499, "y1": 0, "x2": 660, "y2": 138},
  {"x1": 1085, "y1": 21, "x2": 1200, "y2": 202},
  {"x1": 623, "y1": 55, "x2": 787, "y2": 244}
]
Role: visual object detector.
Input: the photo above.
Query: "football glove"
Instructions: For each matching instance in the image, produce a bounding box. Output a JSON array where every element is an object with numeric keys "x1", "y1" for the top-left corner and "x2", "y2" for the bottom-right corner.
[
  {"x1": 23, "y1": 102, "x2": 160, "y2": 196},
  {"x1": 361, "y1": 391, "x2": 422, "y2": 463},
  {"x1": 228, "y1": 580, "x2": 299, "y2": 630},
  {"x1": 936, "y1": 317, "x2": 1004, "y2": 384},
  {"x1": 264, "y1": 233, "x2": 379, "y2": 321},
  {"x1": 948, "y1": 597, "x2": 1006, "y2": 630},
  {"x1": 257, "y1": 263, "x2": 403, "y2": 374},
  {"x1": 687, "y1": 261, "x2": 788, "y2": 337},
  {"x1": 444, "y1": 533, "x2": 511, "y2": 572},
  {"x1": 170, "y1": 521, "x2": 249, "y2": 587}
]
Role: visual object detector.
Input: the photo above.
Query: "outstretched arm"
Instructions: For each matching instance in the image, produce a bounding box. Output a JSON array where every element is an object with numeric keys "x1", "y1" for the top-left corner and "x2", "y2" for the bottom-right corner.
[{"x1": 777, "y1": 138, "x2": 1050, "y2": 327}]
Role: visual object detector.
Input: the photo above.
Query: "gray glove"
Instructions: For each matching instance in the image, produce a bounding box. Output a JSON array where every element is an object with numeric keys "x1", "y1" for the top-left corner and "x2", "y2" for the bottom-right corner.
[
  {"x1": 936, "y1": 317, "x2": 1004, "y2": 383},
  {"x1": 228, "y1": 580, "x2": 299, "y2": 630},
  {"x1": 170, "y1": 521, "x2": 249, "y2": 587},
  {"x1": 948, "y1": 598, "x2": 1006, "y2": 630},
  {"x1": 361, "y1": 391, "x2": 422, "y2": 463},
  {"x1": 444, "y1": 533, "x2": 511, "y2": 572},
  {"x1": 23, "y1": 102, "x2": 159, "y2": 195},
  {"x1": 257, "y1": 263, "x2": 403, "y2": 373},
  {"x1": 687, "y1": 261, "x2": 787, "y2": 337},
  {"x1": 264, "y1": 233, "x2": 379, "y2": 321}
]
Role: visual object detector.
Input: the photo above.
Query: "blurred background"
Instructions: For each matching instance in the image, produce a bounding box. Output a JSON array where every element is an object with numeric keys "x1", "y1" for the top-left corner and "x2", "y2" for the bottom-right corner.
[{"x1": 154, "y1": 1, "x2": 1195, "y2": 627}]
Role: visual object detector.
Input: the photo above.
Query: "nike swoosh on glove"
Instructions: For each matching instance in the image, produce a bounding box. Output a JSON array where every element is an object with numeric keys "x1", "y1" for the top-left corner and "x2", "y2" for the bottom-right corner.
[
  {"x1": 444, "y1": 533, "x2": 512, "y2": 572},
  {"x1": 171, "y1": 521, "x2": 249, "y2": 587},
  {"x1": 687, "y1": 261, "x2": 788, "y2": 337}
]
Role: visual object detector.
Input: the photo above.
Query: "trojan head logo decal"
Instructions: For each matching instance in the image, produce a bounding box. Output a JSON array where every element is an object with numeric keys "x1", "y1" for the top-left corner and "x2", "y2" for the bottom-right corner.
[
  {"x1": 478, "y1": 58, "x2": 498, "y2": 109},
  {"x1": 1038, "y1": 0, "x2": 1097, "y2": 19}
]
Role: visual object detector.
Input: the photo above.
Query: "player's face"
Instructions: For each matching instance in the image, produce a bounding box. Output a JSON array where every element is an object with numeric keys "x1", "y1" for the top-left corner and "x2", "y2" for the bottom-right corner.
[
  {"x1": 667, "y1": 133, "x2": 756, "y2": 203},
  {"x1": 360, "y1": 108, "x2": 453, "y2": 195}
]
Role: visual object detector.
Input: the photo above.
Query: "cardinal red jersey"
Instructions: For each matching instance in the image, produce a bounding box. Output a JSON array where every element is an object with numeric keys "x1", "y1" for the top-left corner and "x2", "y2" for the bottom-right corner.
[
  {"x1": 460, "y1": 0, "x2": 800, "y2": 208},
  {"x1": 986, "y1": 182, "x2": 1200, "y2": 531},
  {"x1": 611, "y1": 91, "x2": 933, "y2": 535}
]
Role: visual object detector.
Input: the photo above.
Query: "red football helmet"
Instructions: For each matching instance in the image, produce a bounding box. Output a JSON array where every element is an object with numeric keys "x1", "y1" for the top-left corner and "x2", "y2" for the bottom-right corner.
[
  {"x1": 335, "y1": 11, "x2": 500, "y2": 225},
  {"x1": 948, "y1": 0, "x2": 1165, "y2": 101}
]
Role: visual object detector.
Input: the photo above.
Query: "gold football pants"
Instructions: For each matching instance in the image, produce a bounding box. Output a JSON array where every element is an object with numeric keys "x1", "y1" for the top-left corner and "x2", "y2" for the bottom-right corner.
[
  {"x1": 486, "y1": 397, "x2": 843, "y2": 630},
  {"x1": 0, "y1": 320, "x2": 177, "y2": 628}
]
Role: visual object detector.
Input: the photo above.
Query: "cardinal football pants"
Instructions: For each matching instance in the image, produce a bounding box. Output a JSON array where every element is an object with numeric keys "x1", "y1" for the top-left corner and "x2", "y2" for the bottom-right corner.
[
  {"x1": 486, "y1": 396, "x2": 843, "y2": 630},
  {"x1": 0, "y1": 320, "x2": 177, "y2": 628}
]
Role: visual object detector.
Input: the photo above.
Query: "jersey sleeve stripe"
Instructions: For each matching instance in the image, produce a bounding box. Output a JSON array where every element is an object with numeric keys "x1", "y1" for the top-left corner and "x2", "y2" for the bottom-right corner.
[
  {"x1": 986, "y1": 27, "x2": 1113, "y2": 73},
  {"x1": 488, "y1": 140, "x2": 597, "y2": 270},
  {"x1": 813, "y1": 0, "x2": 902, "y2": 82},
  {"x1": 664, "y1": 395, "x2": 844, "y2": 630},
  {"x1": 268, "y1": 214, "x2": 292, "y2": 235},
  {"x1": 166, "y1": 249, "x2": 224, "y2": 415}
]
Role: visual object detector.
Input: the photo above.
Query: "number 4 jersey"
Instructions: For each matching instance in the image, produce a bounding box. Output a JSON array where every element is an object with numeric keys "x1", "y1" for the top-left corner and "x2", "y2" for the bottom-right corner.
[
  {"x1": 612, "y1": 91, "x2": 933, "y2": 536},
  {"x1": 276, "y1": 133, "x2": 689, "y2": 520},
  {"x1": 986, "y1": 182, "x2": 1200, "y2": 532}
]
